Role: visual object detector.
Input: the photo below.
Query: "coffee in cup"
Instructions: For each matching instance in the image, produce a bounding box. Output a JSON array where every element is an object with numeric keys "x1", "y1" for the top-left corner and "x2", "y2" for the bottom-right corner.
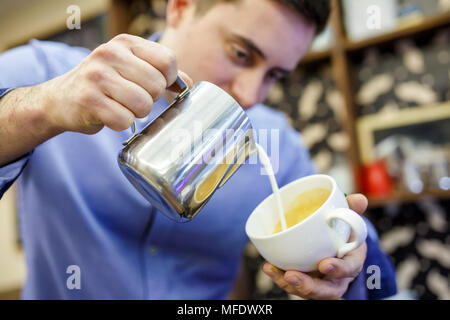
[{"x1": 272, "y1": 187, "x2": 331, "y2": 234}]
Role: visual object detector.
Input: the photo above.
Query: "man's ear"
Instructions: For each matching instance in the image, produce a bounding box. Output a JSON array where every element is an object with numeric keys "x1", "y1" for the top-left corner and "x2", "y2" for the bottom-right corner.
[{"x1": 166, "y1": 0, "x2": 196, "y2": 28}]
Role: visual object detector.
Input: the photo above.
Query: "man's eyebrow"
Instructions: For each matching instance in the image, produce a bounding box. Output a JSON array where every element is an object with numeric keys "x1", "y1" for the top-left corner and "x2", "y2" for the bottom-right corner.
[
  {"x1": 231, "y1": 34, "x2": 266, "y2": 59},
  {"x1": 231, "y1": 34, "x2": 293, "y2": 76}
]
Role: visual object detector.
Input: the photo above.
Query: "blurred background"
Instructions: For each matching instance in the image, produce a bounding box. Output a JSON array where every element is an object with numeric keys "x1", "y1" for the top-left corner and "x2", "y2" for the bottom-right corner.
[{"x1": 0, "y1": 0, "x2": 449, "y2": 300}]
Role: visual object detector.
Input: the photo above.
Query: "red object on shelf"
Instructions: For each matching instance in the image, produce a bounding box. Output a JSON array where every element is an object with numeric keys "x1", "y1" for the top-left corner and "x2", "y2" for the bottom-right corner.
[{"x1": 361, "y1": 161, "x2": 393, "y2": 197}]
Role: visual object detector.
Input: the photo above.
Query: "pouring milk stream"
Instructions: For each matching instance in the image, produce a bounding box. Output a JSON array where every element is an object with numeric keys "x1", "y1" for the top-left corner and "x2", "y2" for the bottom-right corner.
[{"x1": 256, "y1": 143, "x2": 288, "y2": 232}]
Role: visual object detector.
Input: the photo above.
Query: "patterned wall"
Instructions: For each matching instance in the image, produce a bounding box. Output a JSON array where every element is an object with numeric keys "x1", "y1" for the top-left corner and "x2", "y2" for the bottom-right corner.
[
  {"x1": 354, "y1": 28, "x2": 450, "y2": 116},
  {"x1": 352, "y1": 28, "x2": 450, "y2": 300},
  {"x1": 265, "y1": 64, "x2": 350, "y2": 175},
  {"x1": 368, "y1": 199, "x2": 449, "y2": 300}
]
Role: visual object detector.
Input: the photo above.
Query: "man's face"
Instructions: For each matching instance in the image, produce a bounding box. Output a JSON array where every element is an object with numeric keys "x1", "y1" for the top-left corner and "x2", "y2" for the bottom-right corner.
[{"x1": 165, "y1": 0, "x2": 316, "y2": 109}]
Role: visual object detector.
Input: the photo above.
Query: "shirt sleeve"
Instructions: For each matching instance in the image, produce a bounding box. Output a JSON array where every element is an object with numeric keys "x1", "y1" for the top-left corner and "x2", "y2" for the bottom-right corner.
[
  {"x1": 0, "y1": 42, "x2": 51, "y2": 198},
  {"x1": 0, "y1": 40, "x2": 90, "y2": 199},
  {"x1": 363, "y1": 219, "x2": 398, "y2": 299},
  {"x1": 343, "y1": 218, "x2": 398, "y2": 300},
  {"x1": 0, "y1": 152, "x2": 31, "y2": 199},
  {"x1": 0, "y1": 89, "x2": 33, "y2": 199}
]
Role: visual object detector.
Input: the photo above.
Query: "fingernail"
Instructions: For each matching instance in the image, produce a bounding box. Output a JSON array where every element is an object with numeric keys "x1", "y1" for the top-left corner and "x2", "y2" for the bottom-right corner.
[
  {"x1": 324, "y1": 265, "x2": 335, "y2": 274},
  {"x1": 286, "y1": 276, "x2": 301, "y2": 286},
  {"x1": 270, "y1": 265, "x2": 280, "y2": 273}
]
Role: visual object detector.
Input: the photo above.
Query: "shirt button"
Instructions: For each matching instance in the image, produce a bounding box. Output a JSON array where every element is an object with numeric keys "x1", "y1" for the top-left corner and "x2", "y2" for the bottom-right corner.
[{"x1": 149, "y1": 246, "x2": 158, "y2": 255}]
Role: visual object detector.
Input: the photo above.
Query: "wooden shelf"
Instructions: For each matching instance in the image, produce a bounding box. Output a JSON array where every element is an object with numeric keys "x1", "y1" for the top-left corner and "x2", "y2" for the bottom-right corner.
[
  {"x1": 300, "y1": 48, "x2": 332, "y2": 64},
  {"x1": 297, "y1": 11, "x2": 450, "y2": 64},
  {"x1": 368, "y1": 189, "x2": 450, "y2": 208},
  {"x1": 0, "y1": 0, "x2": 109, "y2": 52},
  {"x1": 345, "y1": 11, "x2": 450, "y2": 52},
  {"x1": 301, "y1": 11, "x2": 450, "y2": 63}
]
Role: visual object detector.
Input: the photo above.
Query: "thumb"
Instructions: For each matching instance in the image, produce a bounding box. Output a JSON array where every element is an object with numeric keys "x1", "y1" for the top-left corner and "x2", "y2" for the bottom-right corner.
[
  {"x1": 178, "y1": 70, "x2": 194, "y2": 88},
  {"x1": 168, "y1": 70, "x2": 194, "y2": 93},
  {"x1": 346, "y1": 193, "x2": 368, "y2": 215}
]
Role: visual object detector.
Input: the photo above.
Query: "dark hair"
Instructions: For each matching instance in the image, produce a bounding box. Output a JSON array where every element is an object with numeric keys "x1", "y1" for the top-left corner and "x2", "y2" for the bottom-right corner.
[{"x1": 195, "y1": 0, "x2": 330, "y2": 34}]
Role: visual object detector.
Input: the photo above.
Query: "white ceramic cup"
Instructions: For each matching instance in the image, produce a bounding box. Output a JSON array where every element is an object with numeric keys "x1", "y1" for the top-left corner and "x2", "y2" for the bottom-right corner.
[{"x1": 245, "y1": 174, "x2": 368, "y2": 272}]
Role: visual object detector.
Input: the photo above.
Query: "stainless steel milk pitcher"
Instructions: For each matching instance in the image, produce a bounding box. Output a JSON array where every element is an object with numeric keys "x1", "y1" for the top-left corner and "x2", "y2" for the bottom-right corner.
[{"x1": 118, "y1": 76, "x2": 256, "y2": 222}]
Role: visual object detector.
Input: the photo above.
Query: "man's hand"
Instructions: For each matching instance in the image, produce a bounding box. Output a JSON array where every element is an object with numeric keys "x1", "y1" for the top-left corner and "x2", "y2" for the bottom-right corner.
[
  {"x1": 262, "y1": 194, "x2": 368, "y2": 300},
  {"x1": 0, "y1": 34, "x2": 193, "y2": 166},
  {"x1": 42, "y1": 33, "x2": 193, "y2": 134}
]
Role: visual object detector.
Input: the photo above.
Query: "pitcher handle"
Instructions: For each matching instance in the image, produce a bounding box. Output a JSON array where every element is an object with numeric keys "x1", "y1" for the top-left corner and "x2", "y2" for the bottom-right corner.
[{"x1": 123, "y1": 75, "x2": 190, "y2": 146}]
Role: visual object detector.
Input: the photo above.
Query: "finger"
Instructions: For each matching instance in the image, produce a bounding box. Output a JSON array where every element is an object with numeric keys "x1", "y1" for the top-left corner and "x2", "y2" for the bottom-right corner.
[
  {"x1": 346, "y1": 194, "x2": 368, "y2": 215},
  {"x1": 284, "y1": 270, "x2": 352, "y2": 300},
  {"x1": 167, "y1": 70, "x2": 193, "y2": 95},
  {"x1": 122, "y1": 36, "x2": 179, "y2": 88},
  {"x1": 91, "y1": 40, "x2": 169, "y2": 101},
  {"x1": 318, "y1": 241, "x2": 367, "y2": 279},
  {"x1": 93, "y1": 94, "x2": 135, "y2": 132},
  {"x1": 264, "y1": 263, "x2": 351, "y2": 300},
  {"x1": 262, "y1": 263, "x2": 296, "y2": 295},
  {"x1": 113, "y1": 49, "x2": 168, "y2": 101},
  {"x1": 177, "y1": 70, "x2": 194, "y2": 88},
  {"x1": 98, "y1": 68, "x2": 154, "y2": 118}
]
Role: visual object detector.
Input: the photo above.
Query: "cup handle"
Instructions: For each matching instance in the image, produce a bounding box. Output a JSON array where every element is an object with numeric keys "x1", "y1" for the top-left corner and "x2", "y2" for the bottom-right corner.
[
  {"x1": 122, "y1": 76, "x2": 190, "y2": 146},
  {"x1": 326, "y1": 208, "x2": 368, "y2": 258}
]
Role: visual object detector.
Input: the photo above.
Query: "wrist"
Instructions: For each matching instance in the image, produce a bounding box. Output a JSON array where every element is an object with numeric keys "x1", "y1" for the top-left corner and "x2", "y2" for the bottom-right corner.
[
  {"x1": 32, "y1": 81, "x2": 66, "y2": 137},
  {"x1": 7, "y1": 84, "x2": 65, "y2": 140}
]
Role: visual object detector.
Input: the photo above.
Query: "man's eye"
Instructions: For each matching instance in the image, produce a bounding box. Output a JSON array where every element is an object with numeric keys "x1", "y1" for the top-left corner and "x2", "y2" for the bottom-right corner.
[
  {"x1": 267, "y1": 72, "x2": 278, "y2": 80},
  {"x1": 267, "y1": 71, "x2": 284, "y2": 81},
  {"x1": 234, "y1": 48, "x2": 247, "y2": 58},
  {"x1": 231, "y1": 45, "x2": 250, "y2": 63}
]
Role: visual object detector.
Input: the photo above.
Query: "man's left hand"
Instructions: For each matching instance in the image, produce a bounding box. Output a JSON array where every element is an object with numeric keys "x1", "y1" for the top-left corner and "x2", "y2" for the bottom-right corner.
[{"x1": 262, "y1": 194, "x2": 368, "y2": 300}]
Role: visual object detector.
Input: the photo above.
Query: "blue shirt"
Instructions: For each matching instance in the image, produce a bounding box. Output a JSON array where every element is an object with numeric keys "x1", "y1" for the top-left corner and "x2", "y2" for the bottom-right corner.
[{"x1": 0, "y1": 37, "x2": 396, "y2": 300}]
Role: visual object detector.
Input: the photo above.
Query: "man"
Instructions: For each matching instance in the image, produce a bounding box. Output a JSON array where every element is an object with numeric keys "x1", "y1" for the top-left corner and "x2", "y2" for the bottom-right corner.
[{"x1": 0, "y1": 0, "x2": 396, "y2": 299}]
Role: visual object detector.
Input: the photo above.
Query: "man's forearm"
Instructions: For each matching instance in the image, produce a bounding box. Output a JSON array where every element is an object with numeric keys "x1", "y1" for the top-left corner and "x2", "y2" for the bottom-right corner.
[{"x1": 0, "y1": 84, "x2": 63, "y2": 166}]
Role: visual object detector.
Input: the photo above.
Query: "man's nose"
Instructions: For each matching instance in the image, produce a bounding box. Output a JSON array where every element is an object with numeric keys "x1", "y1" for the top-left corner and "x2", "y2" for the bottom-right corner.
[{"x1": 229, "y1": 73, "x2": 263, "y2": 109}]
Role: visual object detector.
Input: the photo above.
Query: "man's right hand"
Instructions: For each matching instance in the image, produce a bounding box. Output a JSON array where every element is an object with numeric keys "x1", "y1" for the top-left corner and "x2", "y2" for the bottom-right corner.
[
  {"x1": 0, "y1": 34, "x2": 193, "y2": 167},
  {"x1": 41, "y1": 33, "x2": 192, "y2": 134}
]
